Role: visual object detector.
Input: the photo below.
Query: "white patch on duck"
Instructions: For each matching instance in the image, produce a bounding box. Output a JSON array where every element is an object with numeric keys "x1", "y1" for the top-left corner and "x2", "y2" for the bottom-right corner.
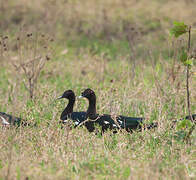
[
  {"x1": 112, "y1": 124, "x2": 117, "y2": 127},
  {"x1": 63, "y1": 120, "x2": 68, "y2": 123},
  {"x1": 118, "y1": 120, "x2": 123, "y2": 124},
  {"x1": 74, "y1": 121, "x2": 80, "y2": 125},
  {"x1": 104, "y1": 121, "x2": 110, "y2": 124},
  {"x1": 0, "y1": 116, "x2": 10, "y2": 125}
]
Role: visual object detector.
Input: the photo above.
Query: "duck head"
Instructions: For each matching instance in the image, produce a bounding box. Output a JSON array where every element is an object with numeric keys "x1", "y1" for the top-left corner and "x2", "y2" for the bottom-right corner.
[
  {"x1": 79, "y1": 88, "x2": 96, "y2": 101},
  {"x1": 57, "y1": 90, "x2": 75, "y2": 101}
]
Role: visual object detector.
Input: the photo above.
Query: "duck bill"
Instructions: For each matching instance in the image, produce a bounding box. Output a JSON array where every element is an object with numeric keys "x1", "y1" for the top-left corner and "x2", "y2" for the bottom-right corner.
[
  {"x1": 78, "y1": 95, "x2": 84, "y2": 99},
  {"x1": 56, "y1": 95, "x2": 63, "y2": 100}
]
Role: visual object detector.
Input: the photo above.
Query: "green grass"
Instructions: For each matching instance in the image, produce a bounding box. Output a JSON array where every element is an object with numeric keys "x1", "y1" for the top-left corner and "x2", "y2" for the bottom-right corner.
[
  {"x1": 0, "y1": 40, "x2": 195, "y2": 179},
  {"x1": 0, "y1": 0, "x2": 196, "y2": 179}
]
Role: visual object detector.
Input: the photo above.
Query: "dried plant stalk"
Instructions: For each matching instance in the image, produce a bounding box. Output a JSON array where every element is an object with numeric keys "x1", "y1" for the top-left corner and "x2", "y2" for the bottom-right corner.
[{"x1": 2, "y1": 31, "x2": 53, "y2": 99}]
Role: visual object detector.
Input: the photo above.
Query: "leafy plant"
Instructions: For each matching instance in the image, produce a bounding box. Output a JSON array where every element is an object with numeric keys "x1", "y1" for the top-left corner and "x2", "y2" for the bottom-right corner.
[
  {"x1": 170, "y1": 21, "x2": 195, "y2": 142},
  {"x1": 170, "y1": 21, "x2": 188, "y2": 38}
]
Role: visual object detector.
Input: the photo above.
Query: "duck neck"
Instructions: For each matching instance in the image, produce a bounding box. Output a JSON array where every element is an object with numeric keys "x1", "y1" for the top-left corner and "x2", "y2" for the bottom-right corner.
[
  {"x1": 60, "y1": 98, "x2": 75, "y2": 120},
  {"x1": 86, "y1": 97, "x2": 98, "y2": 120}
]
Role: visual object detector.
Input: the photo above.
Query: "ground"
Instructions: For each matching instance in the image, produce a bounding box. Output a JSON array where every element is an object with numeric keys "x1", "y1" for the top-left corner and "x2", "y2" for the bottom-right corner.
[{"x1": 0, "y1": 0, "x2": 196, "y2": 179}]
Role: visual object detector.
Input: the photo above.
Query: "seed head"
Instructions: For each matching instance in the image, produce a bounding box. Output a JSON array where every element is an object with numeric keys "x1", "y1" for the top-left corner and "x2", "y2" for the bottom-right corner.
[
  {"x1": 46, "y1": 55, "x2": 50, "y2": 61},
  {"x1": 27, "y1": 33, "x2": 32, "y2": 37},
  {"x1": 3, "y1": 36, "x2": 8, "y2": 39}
]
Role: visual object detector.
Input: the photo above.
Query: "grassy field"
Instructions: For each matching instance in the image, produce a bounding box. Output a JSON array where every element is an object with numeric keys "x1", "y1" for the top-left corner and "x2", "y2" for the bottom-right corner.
[{"x1": 0, "y1": 0, "x2": 196, "y2": 179}]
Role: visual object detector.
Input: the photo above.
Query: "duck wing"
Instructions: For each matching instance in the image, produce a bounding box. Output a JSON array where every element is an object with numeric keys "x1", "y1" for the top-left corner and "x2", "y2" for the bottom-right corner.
[{"x1": 61, "y1": 111, "x2": 87, "y2": 127}]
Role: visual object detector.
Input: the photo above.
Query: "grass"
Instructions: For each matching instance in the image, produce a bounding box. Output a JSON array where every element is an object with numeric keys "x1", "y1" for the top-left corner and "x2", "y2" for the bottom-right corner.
[{"x1": 0, "y1": 0, "x2": 196, "y2": 179}]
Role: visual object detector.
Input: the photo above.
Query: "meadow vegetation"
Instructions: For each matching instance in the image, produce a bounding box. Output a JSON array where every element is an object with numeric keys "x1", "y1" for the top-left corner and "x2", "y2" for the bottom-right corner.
[{"x1": 0, "y1": 0, "x2": 196, "y2": 179}]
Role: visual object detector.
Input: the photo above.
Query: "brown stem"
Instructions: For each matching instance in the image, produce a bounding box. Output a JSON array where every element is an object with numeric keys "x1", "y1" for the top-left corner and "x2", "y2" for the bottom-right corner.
[
  {"x1": 29, "y1": 78, "x2": 34, "y2": 99},
  {"x1": 186, "y1": 26, "x2": 193, "y2": 122},
  {"x1": 186, "y1": 67, "x2": 192, "y2": 121},
  {"x1": 184, "y1": 26, "x2": 194, "y2": 143}
]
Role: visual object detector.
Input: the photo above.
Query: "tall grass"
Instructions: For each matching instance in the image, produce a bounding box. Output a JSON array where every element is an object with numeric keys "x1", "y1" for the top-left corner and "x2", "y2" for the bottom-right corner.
[{"x1": 0, "y1": 0, "x2": 196, "y2": 179}]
